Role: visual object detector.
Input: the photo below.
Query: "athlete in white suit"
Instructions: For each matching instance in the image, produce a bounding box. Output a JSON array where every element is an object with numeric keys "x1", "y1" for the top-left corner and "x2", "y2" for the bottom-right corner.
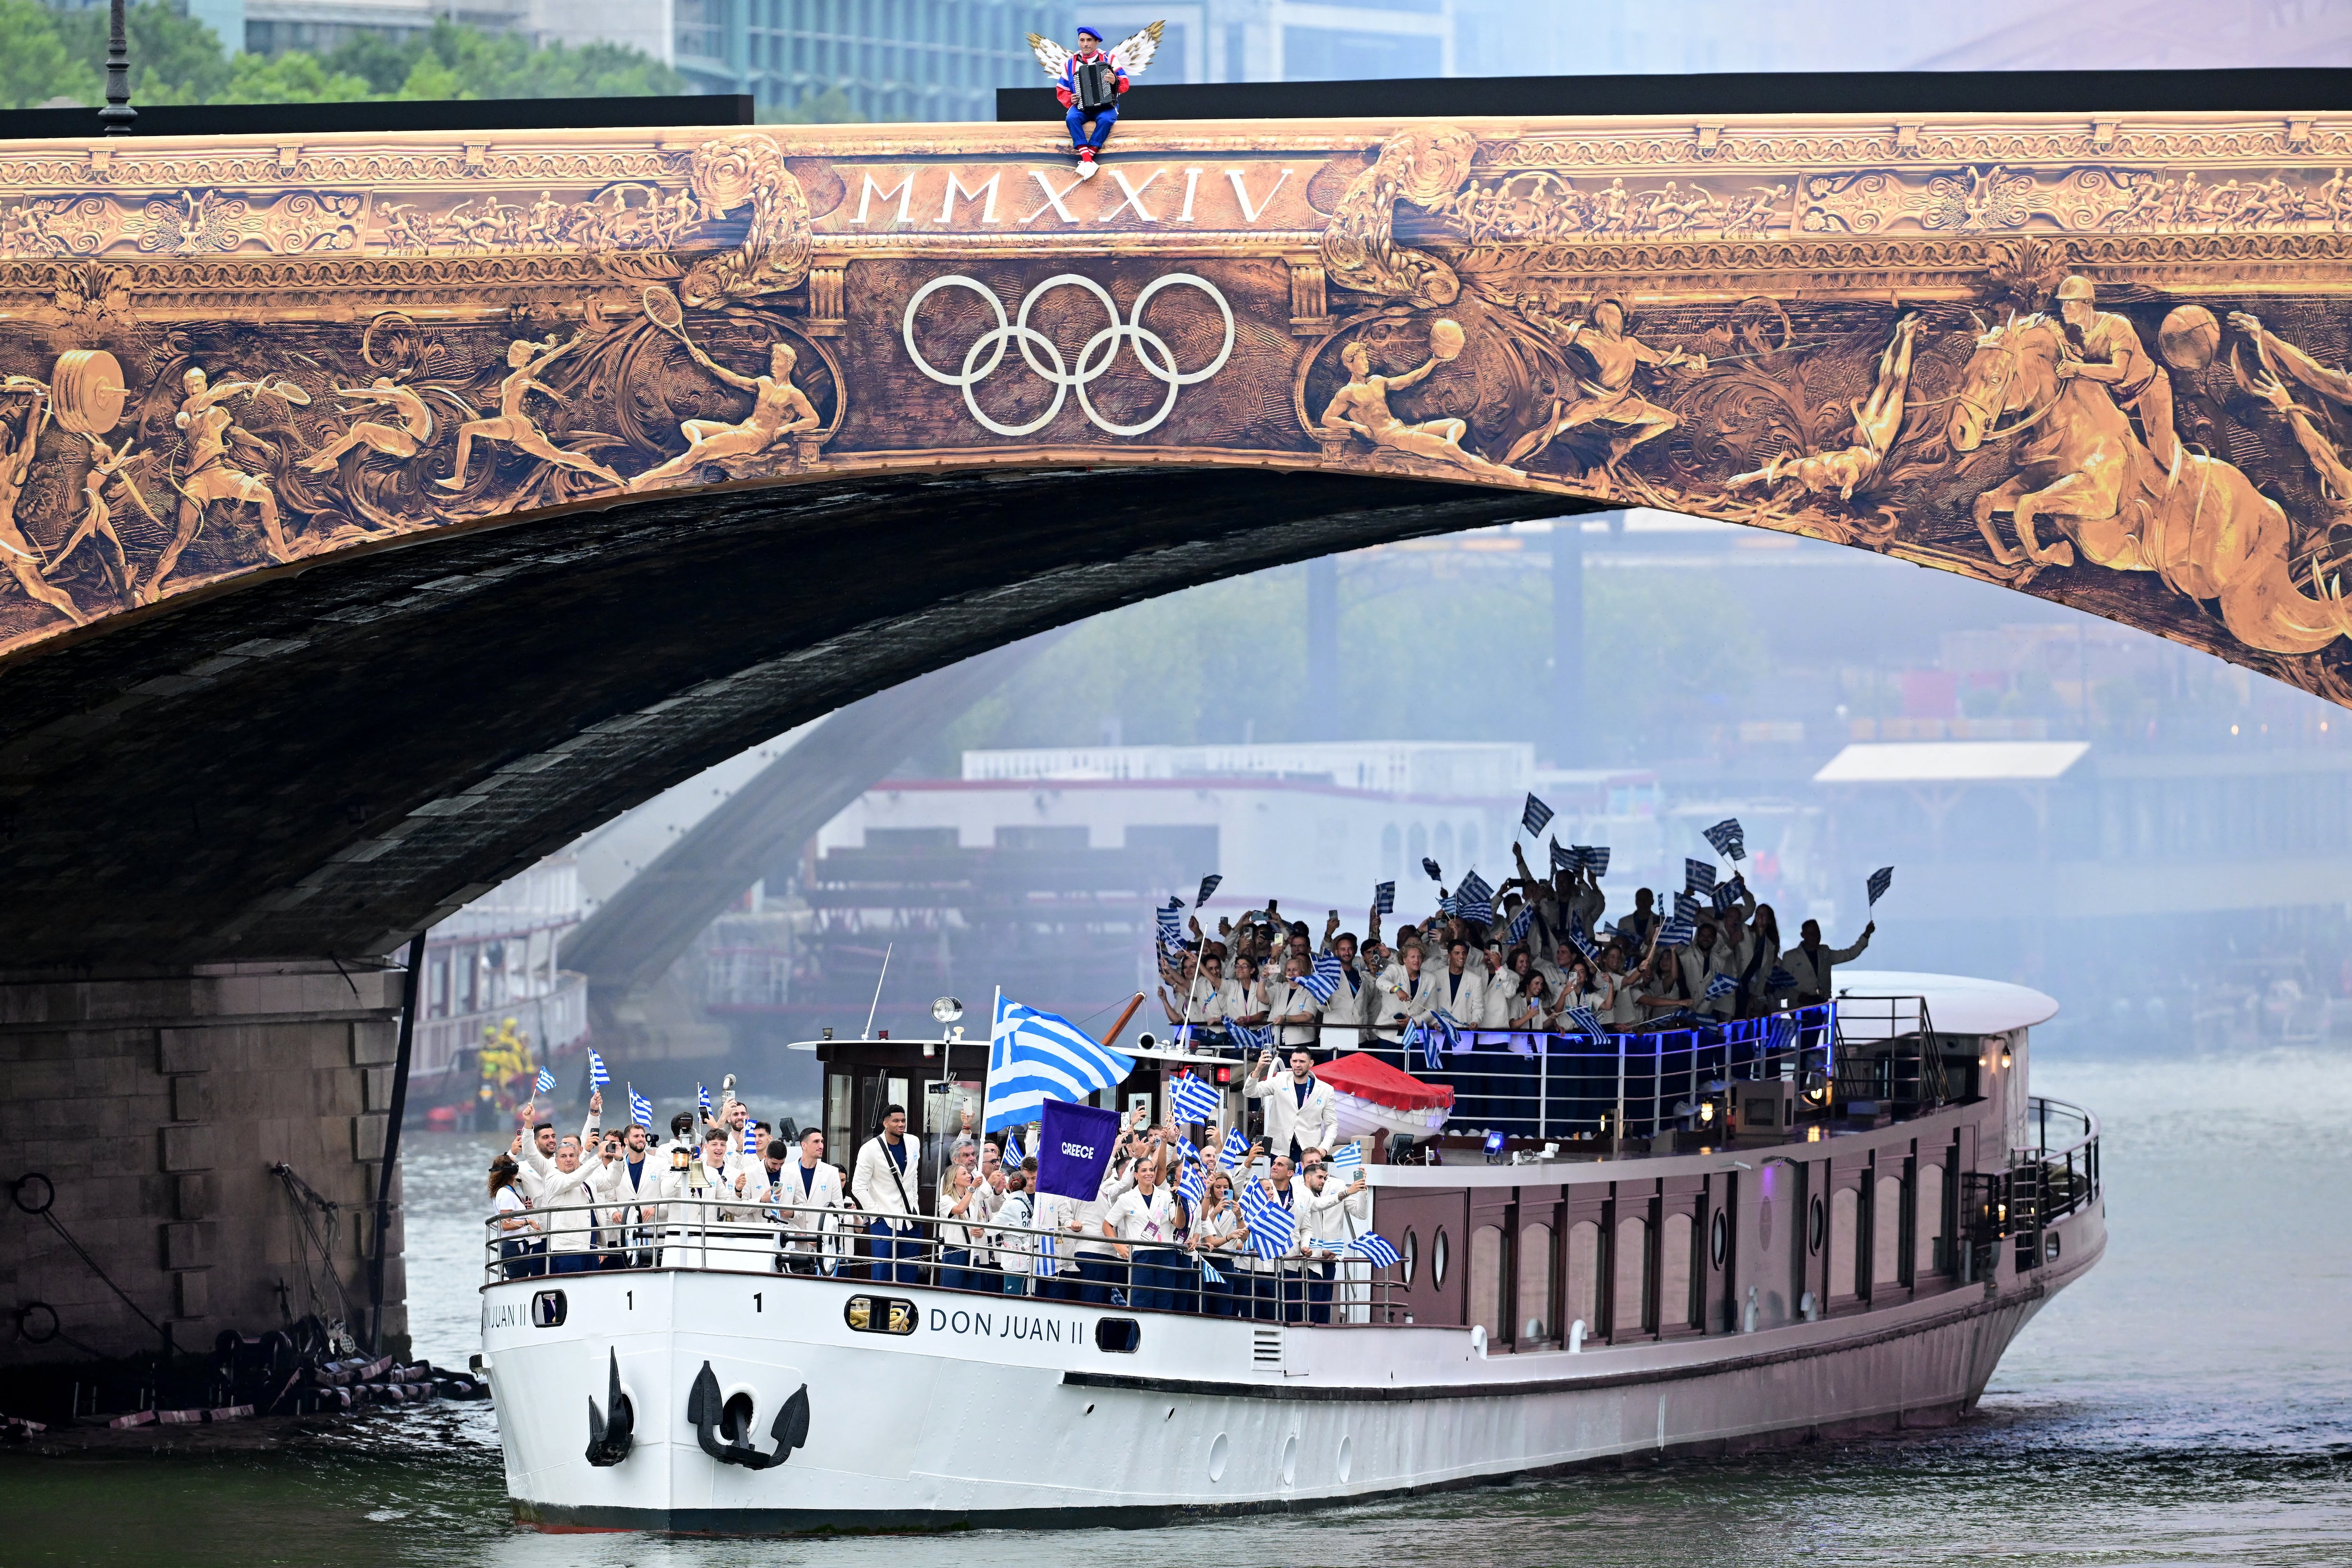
[{"x1": 1244, "y1": 1046, "x2": 1341, "y2": 1163}]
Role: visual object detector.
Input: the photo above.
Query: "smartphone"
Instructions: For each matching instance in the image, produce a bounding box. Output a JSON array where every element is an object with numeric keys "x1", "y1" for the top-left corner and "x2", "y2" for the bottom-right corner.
[{"x1": 1328, "y1": 908, "x2": 1338, "y2": 921}]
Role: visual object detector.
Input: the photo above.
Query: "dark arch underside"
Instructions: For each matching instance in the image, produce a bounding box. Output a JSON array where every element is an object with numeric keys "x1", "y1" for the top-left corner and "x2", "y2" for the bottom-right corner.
[{"x1": 0, "y1": 466, "x2": 1569, "y2": 966}]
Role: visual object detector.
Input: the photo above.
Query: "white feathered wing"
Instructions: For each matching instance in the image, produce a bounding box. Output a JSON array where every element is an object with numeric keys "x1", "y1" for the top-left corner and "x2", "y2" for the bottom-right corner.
[
  {"x1": 1111, "y1": 21, "x2": 1166, "y2": 79},
  {"x1": 1025, "y1": 32, "x2": 1073, "y2": 81}
]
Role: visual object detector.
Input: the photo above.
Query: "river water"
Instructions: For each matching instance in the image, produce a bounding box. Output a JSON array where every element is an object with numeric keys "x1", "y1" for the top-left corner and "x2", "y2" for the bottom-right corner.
[{"x1": 5, "y1": 1049, "x2": 2348, "y2": 1566}]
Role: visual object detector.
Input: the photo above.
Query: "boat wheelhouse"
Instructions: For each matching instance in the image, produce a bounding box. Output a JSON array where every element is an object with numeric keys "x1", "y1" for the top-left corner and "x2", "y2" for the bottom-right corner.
[{"x1": 477, "y1": 970, "x2": 2100, "y2": 1533}]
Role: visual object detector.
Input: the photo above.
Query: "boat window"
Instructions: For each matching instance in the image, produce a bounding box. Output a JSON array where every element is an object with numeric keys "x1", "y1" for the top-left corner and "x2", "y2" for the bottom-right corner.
[
  {"x1": 1918, "y1": 1161, "x2": 1947, "y2": 1276},
  {"x1": 1432, "y1": 1227, "x2": 1450, "y2": 1288},
  {"x1": 1614, "y1": 1214, "x2": 1649, "y2": 1335},
  {"x1": 1400, "y1": 1229, "x2": 1419, "y2": 1287},
  {"x1": 1660, "y1": 1212, "x2": 1694, "y2": 1330},
  {"x1": 1469, "y1": 1226, "x2": 1505, "y2": 1343},
  {"x1": 1517, "y1": 1223, "x2": 1555, "y2": 1344},
  {"x1": 1710, "y1": 1210, "x2": 1728, "y2": 1270},
  {"x1": 1094, "y1": 1318, "x2": 1140, "y2": 1354},
  {"x1": 1807, "y1": 1194, "x2": 1825, "y2": 1254},
  {"x1": 1831, "y1": 1188, "x2": 1859, "y2": 1298},
  {"x1": 1565, "y1": 1221, "x2": 1600, "y2": 1336},
  {"x1": 1873, "y1": 1176, "x2": 1905, "y2": 1287}
]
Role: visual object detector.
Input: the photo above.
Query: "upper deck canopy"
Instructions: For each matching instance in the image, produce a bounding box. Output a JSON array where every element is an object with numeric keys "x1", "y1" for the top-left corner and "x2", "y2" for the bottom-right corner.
[{"x1": 1838, "y1": 970, "x2": 2059, "y2": 1037}]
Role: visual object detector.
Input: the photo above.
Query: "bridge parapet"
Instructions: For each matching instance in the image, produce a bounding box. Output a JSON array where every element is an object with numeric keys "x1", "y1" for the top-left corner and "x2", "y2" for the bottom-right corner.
[{"x1": 0, "y1": 107, "x2": 2347, "y2": 702}]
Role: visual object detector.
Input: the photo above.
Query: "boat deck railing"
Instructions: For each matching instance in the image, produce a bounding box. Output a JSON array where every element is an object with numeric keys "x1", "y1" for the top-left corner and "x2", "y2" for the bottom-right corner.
[
  {"x1": 485, "y1": 1194, "x2": 1410, "y2": 1327},
  {"x1": 1176, "y1": 997, "x2": 1960, "y2": 1148}
]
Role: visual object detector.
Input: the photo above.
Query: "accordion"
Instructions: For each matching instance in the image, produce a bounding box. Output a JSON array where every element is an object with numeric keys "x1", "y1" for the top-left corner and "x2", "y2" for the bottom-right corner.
[{"x1": 1072, "y1": 58, "x2": 1120, "y2": 112}]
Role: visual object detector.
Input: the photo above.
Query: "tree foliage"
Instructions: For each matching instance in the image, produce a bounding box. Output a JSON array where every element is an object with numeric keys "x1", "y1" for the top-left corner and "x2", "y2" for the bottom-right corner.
[{"x1": 14, "y1": 5, "x2": 687, "y2": 108}]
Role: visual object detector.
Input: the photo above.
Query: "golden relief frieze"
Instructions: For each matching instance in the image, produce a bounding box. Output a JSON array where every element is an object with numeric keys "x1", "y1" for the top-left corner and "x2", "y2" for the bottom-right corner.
[{"x1": 0, "y1": 112, "x2": 2350, "y2": 711}]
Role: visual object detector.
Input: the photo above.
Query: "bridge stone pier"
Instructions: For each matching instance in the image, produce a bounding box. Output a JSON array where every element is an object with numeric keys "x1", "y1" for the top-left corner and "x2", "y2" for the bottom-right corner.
[{"x1": 1, "y1": 74, "x2": 2349, "y2": 1372}]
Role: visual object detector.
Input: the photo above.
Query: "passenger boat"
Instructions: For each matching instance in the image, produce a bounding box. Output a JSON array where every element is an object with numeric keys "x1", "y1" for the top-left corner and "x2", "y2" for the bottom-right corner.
[{"x1": 476, "y1": 970, "x2": 2102, "y2": 1532}]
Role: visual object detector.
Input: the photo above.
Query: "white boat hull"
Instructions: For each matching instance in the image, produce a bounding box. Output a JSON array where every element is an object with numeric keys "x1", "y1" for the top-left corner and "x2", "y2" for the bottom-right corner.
[{"x1": 481, "y1": 1202, "x2": 2103, "y2": 1533}]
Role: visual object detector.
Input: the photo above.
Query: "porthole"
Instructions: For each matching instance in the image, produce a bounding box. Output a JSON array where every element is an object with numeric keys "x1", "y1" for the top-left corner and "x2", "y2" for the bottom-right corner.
[
  {"x1": 1401, "y1": 1229, "x2": 1420, "y2": 1287},
  {"x1": 1807, "y1": 1195, "x2": 1826, "y2": 1255},
  {"x1": 1432, "y1": 1228, "x2": 1450, "y2": 1287},
  {"x1": 1279, "y1": 1433, "x2": 1298, "y2": 1486},
  {"x1": 2045, "y1": 1233, "x2": 2062, "y2": 1262},
  {"x1": 1336, "y1": 1433, "x2": 1353, "y2": 1483},
  {"x1": 1207, "y1": 1432, "x2": 1229, "y2": 1481},
  {"x1": 1710, "y1": 1210, "x2": 1728, "y2": 1268},
  {"x1": 1094, "y1": 1317, "x2": 1140, "y2": 1353}
]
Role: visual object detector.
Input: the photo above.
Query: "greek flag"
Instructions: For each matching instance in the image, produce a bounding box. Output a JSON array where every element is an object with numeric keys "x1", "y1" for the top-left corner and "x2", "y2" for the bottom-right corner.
[
  {"x1": 1521, "y1": 793, "x2": 1554, "y2": 837},
  {"x1": 1507, "y1": 905, "x2": 1534, "y2": 945},
  {"x1": 1373, "y1": 880, "x2": 1396, "y2": 914},
  {"x1": 1228, "y1": 1020, "x2": 1272, "y2": 1054},
  {"x1": 532, "y1": 1067, "x2": 556, "y2": 1096},
  {"x1": 628, "y1": 1088, "x2": 654, "y2": 1129},
  {"x1": 1455, "y1": 870, "x2": 1494, "y2": 925},
  {"x1": 1578, "y1": 846, "x2": 1610, "y2": 877},
  {"x1": 1685, "y1": 858, "x2": 1717, "y2": 894},
  {"x1": 1034, "y1": 1230, "x2": 1058, "y2": 1279},
  {"x1": 697, "y1": 1083, "x2": 712, "y2": 1119},
  {"x1": 1176, "y1": 1158, "x2": 1206, "y2": 1213},
  {"x1": 1198, "y1": 1254, "x2": 1226, "y2": 1285},
  {"x1": 1768, "y1": 965, "x2": 1795, "y2": 991},
  {"x1": 1170, "y1": 1072, "x2": 1224, "y2": 1125},
  {"x1": 1569, "y1": 927, "x2": 1599, "y2": 964},
  {"x1": 1673, "y1": 891, "x2": 1701, "y2": 921},
  {"x1": 1711, "y1": 876, "x2": 1745, "y2": 915},
  {"x1": 1437, "y1": 894, "x2": 1456, "y2": 917},
  {"x1": 1703, "y1": 818, "x2": 1747, "y2": 861},
  {"x1": 1550, "y1": 838, "x2": 1576, "y2": 874},
  {"x1": 1566, "y1": 1003, "x2": 1605, "y2": 1038},
  {"x1": 1765, "y1": 1011, "x2": 1797, "y2": 1056},
  {"x1": 1406, "y1": 1010, "x2": 1459, "y2": 1072},
  {"x1": 1004, "y1": 1128, "x2": 1026, "y2": 1167},
  {"x1": 1196, "y1": 874, "x2": 1222, "y2": 907},
  {"x1": 1156, "y1": 900, "x2": 1184, "y2": 953},
  {"x1": 1705, "y1": 973, "x2": 1739, "y2": 1000},
  {"x1": 983, "y1": 994, "x2": 1136, "y2": 1135},
  {"x1": 1345, "y1": 1232, "x2": 1402, "y2": 1267},
  {"x1": 1219, "y1": 1126, "x2": 1252, "y2": 1171},
  {"x1": 1299, "y1": 949, "x2": 1343, "y2": 1005},
  {"x1": 1868, "y1": 865, "x2": 1894, "y2": 906},
  {"x1": 1421, "y1": 856, "x2": 1442, "y2": 882},
  {"x1": 1659, "y1": 916, "x2": 1698, "y2": 947},
  {"x1": 1329, "y1": 1140, "x2": 1363, "y2": 1170},
  {"x1": 1240, "y1": 1181, "x2": 1296, "y2": 1260},
  {"x1": 587, "y1": 1051, "x2": 610, "y2": 1089}
]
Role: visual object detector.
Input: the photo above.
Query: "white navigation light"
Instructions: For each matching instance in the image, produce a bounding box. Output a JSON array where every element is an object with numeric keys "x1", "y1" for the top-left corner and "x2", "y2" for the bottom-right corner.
[{"x1": 932, "y1": 997, "x2": 965, "y2": 1025}]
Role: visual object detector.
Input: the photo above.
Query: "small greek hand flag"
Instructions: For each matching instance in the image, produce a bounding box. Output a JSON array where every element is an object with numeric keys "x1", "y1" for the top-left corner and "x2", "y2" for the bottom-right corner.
[
  {"x1": 1228, "y1": 1020, "x2": 1272, "y2": 1054},
  {"x1": 1034, "y1": 1229, "x2": 1058, "y2": 1279},
  {"x1": 1329, "y1": 1140, "x2": 1364, "y2": 1171},
  {"x1": 1550, "y1": 838, "x2": 1576, "y2": 875},
  {"x1": 628, "y1": 1088, "x2": 655, "y2": 1129},
  {"x1": 1198, "y1": 1254, "x2": 1226, "y2": 1285},
  {"x1": 1373, "y1": 880, "x2": 1396, "y2": 915},
  {"x1": 985, "y1": 994, "x2": 1136, "y2": 1134},
  {"x1": 1659, "y1": 916, "x2": 1698, "y2": 947},
  {"x1": 1507, "y1": 905, "x2": 1534, "y2": 945},
  {"x1": 1004, "y1": 1128, "x2": 1026, "y2": 1167},
  {"x1": 1685, "y1": 858, "x2": 1717, "y2": 894},
  {"x1": 1240, "y1": 1181, "x2": 1296, "y2": 1260},
  {"x1": 1436, "y1": 893, "x2": 1457, "y2": 917},
  {"x1": 1170, "y1": 1072, "x2": 1224, "y2": 1125},
  {"x1": 1455, "y1": 869, "x2": 1494, "y2": 925},
  {"x1": 1219, "y1": 1126, "x2": 1252, "y2": 1171},
  {"x1": 1569, "y1": 927, "x2": 1599, "y2": 963},
  {"x1": 1176, "y1": 1159, "x2": 1206, "y2": 1213},
  {"x1": 1767, "y1": 965, "x2": 1795, "y2": 991},
  {"x1": 697, "y1": 1083, "x2": 712, "y2": 1120},
  {"x1": 1522, "y1": 793, "x2": 1554, "y2": 837},
  {"x1": 1156, "y1": 900, "x2": 1185, "y2": 953},
  {"x1": 1703, "y1": 817, "x2": 1747, "y2": 861},
  {"x1": 1197, "y1": 874, "x2": 1222, "y2": 908},
  {"x1": 1705, "y1": 973, "x2": 1740, "y2": 1000},
  {"x1": 1421, "y1": 856, "x2": 1442, "y2": 882},
  {"x1": 1711, "y1": 876, "x2": 1746, "y2": 915},
  {"x1": 1406, "y1": 1011, "x2": 1459, "y2": 1072},
  {"x1": 1345, "y1": 1231, "x2": 1402, "y2": 1267},
  {"x1": 587, "y1": 1051, "x2": 610, "y2": 1089},
  {"x1": 1673, "y1": 890, "x2": 1701, "y2": 921},
  {"x1": 1579, "y1": 846, "x2": 1611, "y2": 877},
  {"x1": 1566, "y1": 1002, "x2": 1605, "y2": 1038},
  {"x1": 1868, "y1": 865, "x2": 1894, "y2": 906},
  {"x1": 1299, "y1": 949, "x2": 1343, "y2": 1005},
  {"x1": 532, "y1": 1067, "x2": 556, "y2": 1096},
  {"x1": 1765, "y1": 1011, "x2": 1797, "y2": 1054}
]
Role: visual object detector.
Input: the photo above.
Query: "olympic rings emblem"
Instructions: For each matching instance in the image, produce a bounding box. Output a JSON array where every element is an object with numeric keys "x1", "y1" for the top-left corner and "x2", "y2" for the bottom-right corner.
[{"x1": 901, "y1": 272, "x2": 1236, "y2": 439}]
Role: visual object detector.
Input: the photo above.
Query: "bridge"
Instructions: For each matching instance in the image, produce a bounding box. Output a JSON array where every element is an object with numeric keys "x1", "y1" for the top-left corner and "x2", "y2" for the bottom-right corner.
[{"x1": 3, "y1": 74, "x2": 2349, "y2": 1371}]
